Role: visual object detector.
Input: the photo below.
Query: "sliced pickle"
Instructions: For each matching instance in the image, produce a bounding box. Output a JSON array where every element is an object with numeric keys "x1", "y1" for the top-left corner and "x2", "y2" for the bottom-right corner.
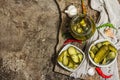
[
  {"x1": 76, "y1": 28, "x2": 83, "y2": 33},
  {"x1": 67, "y1": 61, "x2": 74, "y2": 69},
  {"x1": 108, "y1": 44, "x2": 117, "y2": 53},
  {"x1": 73, "y1": 64, "x2": 79, "y2": 69},
  {"x1": 58, "y1": 50, "x2": 69, "y2": 62},
  {"x1": 78, "y1": 53, "x2": 83, "y2": 62},
  {"x1": 91, "y1": 45, "x2": 96, "y2": 50},
  {"x1": 80, "y1": 19, "x2": 86, "y2": 27},
  {"x1": 73, "y1": 25, "x2": 77, "y2": 31},
  {"x1": 68, "y1": 46, "x2": 77, "y2": 55},
  {"x1": 102, "y1": 41, "x2": 110, "y2": 45},
  {"x1": 89, "y1": 51, "x2": 95, "y2": 59},
  {"x1": 76, "y1": 50, "x2": 81, "y2": 54},
  {"x1": 71, "y1": 55, "x2": 79, "y2": 63},
  {"x1": 90, "y1": 45, "x2": 98, "y2": 54},
  {"x1": 67, "y1": 58, "x2": 75, "y2": 69},
  {"x1": 63, "y1": 50, "x2": 69, "y2": 56},
  {"x1": 57, "y1": 53, "x2": 64, "y2": 62},
  {"x1": 96, "y1": 43, "x2": 102, "y2": 48},
  {"x1": 62, "y1": 56, "x2": 69, "y2": 66},
  {"x1": 106, "y1": 52, "x2": 116, "y2": 60},
  {"x1": 102, "y1": 57, "x2": 107, "y2": 65}
]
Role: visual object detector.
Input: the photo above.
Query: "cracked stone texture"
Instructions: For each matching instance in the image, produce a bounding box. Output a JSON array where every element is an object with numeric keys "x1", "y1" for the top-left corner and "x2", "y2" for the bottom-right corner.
[{"x1": 0, "y1": 0, "x2": 120, "y2": 80}]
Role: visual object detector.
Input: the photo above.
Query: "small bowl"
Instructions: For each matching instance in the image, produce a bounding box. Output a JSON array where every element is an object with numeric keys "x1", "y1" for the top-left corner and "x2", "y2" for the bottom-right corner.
[
  {"x1": 57, "y1": 44, "x2": 85, "y2": 72},
  {"x1": 88, "y1": 39, "x2": 117, "y2": 67}
]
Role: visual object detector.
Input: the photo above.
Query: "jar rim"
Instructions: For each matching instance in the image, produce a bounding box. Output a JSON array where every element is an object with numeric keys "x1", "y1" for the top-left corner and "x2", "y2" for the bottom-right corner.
[{"x1": 70, "y1": 15, "x2": 94, "y2": 36}]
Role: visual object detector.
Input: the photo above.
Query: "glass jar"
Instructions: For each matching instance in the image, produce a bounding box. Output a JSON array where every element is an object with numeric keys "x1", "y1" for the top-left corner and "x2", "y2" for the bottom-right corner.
[{"x1": 70, "y1": 14, "x2": 96, "y2": 41}]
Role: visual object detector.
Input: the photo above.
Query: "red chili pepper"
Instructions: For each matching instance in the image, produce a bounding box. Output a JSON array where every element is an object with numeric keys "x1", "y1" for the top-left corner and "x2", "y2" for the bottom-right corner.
[
  {"x1": 63, "y1": 39, "x2": 82, "y2": 45},
  {"x1": 95, "y1": 67, "x2": 112, "y2": 78}
]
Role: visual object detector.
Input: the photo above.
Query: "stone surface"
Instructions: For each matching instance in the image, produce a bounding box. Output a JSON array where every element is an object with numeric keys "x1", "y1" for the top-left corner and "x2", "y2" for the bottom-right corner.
[{"x1": 0, "y1": 0, "x2": 119, "y2": 80}]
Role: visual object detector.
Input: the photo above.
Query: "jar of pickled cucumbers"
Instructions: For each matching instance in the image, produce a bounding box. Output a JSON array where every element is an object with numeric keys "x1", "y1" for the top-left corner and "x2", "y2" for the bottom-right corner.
[{"x1": 70, "y1": 14, "x2": 96, "y2": 41}]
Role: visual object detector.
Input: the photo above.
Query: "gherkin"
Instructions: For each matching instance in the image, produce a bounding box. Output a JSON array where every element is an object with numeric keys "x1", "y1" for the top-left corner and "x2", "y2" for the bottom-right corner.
[
  {"x1": 94, "y1": 45, "x2": 109, "y2": 64},
  {"x1": 109, "y1": 44, "x2": 117, "y2": 53}
]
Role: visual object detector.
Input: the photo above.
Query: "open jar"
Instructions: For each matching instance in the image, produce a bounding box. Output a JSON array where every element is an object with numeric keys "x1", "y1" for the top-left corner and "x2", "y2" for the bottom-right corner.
[{"x1": 70, "y1": 14, "x2": 96, "y2": 41}]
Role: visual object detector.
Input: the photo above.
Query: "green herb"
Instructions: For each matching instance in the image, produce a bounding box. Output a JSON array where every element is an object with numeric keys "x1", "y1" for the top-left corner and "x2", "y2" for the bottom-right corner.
[
  {"x1": 97, "y1": 23, "x2": 118, "y2": 33},
  {"x1": 97, "y1": 23, "x2": 116, "y2": 29},
  {"x1": 62, "y1": 32, "x2": 73, "y2": 39}
]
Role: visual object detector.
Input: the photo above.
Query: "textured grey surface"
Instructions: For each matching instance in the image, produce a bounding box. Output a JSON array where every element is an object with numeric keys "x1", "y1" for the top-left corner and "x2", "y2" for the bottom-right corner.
[
  {"x1": 0, "y1": 0, "x2": 60, "y2": 80},
  {"x1": 0, "y1": 0, "x2": 120, "y2": 80}
]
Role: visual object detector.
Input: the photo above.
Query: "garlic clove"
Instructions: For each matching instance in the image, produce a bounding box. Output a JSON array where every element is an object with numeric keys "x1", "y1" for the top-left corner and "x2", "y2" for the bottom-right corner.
[
  {"x1": 65, "y1": 5, "x2": 77, "y2": 17},
  {"x1": 88, "y1": 67, "x2": 95, "y2": 76},
  {"x1": 68, "y1": 5, "x2": 76, "y2": 10},
  {"x1": 65, "y1": 10, "x2": 69, "y2": 13},
  {"x1": 69, "y1": 9, "x2": 77, "y2": 15}
]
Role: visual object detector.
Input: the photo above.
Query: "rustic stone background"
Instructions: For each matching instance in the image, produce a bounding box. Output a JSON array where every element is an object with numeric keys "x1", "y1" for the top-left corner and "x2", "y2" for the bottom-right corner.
[{"x1": 0, "y1": 0, "x2": 120, "y2": 80}]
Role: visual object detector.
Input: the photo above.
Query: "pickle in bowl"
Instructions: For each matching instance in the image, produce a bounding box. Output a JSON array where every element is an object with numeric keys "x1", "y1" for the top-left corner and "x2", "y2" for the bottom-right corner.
[
  {"x1": 57, "y1": 44, "x2": 85, "y2": 72},
  {"x1": 88, "y1": 39, "x2": 117, "y2": 67}
]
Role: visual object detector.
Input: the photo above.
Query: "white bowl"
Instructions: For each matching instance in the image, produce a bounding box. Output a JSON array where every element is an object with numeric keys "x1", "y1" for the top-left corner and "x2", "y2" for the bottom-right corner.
[
  {"x1": 57, "y1": 44, "x2": 85, "y2": 72},
  {"x1": 88, "y1": 39, "x2": 117, "y2": 67}
]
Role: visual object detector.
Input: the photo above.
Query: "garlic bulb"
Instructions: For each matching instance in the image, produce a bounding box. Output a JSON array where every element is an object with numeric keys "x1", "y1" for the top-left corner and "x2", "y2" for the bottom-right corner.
[
  {"x1": 88, "y1": 67, "x2": 95, "y2": 76},
  {"x1": 65, "y1": 5, "x2": 77, "y2": 17}
]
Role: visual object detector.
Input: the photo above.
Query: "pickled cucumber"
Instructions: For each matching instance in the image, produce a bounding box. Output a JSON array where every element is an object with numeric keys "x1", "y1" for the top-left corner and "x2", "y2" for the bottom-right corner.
[
  {"x1": 108, "y1": 44, "x2": 117, "y2": 53},
  {"x1": 73, "y1": 25, "x2": 77, "y2": 31},
  {"x1": 91, "y1": 45, "x2": 98, "y2": 54},
  {"x1": 76, "y1": 28, "x2": 83, "y2": 33},
  {"x1": 68, "y1": 46, "x2": 77, "y2": 55},
  {"x1": 57, "y1": 53, "x2": 64, "y2": 62},
  {"x1": 80, "y1": 19, "x2": 86, "y2": 27},
  {"x1": 89, "y1": 51, "x2": 95, "y2": 59},
  {"x1": 58, "y1": 46, "x2": 84, "y2": 70},
  {"x1": 62, "y1": 56, "x2": 69, "y2": 66},
  {"x1": 67, "y1": 61, "x2": 74, "y2": 69},
  {"x1": 102, "y1": 57, "x2": 107, "y2": 64},
  {"x1": 106, "y1": 52, "x2": 116, "y2": 60},
  {"x1": 102, "y1": 41, "x2": 110, "y2": 45},
  {"x1": 73, "y1": 64, "x2": 79, "y2": 69},
  {"x1": 94, "y1": 45, "x2": 109, "y2": 63},
  {"x1": 58, "y1": 50, "x2": 68, "y2": 62},
  {"x1": 63, "y1": 50, "x2": 69, "y2": 56},
  {"x1": 78, "y1": 53, "x2": 83, "y2": 62},
  {"x1": 71, "y1": 54, "x2": 79, "y2": 63},
  {"x1": 90, "y1": 41, "x2": 117, "y2": 65},
  {"x1": 96, "y1": 43, "x2": 102, "y2": 48}
]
